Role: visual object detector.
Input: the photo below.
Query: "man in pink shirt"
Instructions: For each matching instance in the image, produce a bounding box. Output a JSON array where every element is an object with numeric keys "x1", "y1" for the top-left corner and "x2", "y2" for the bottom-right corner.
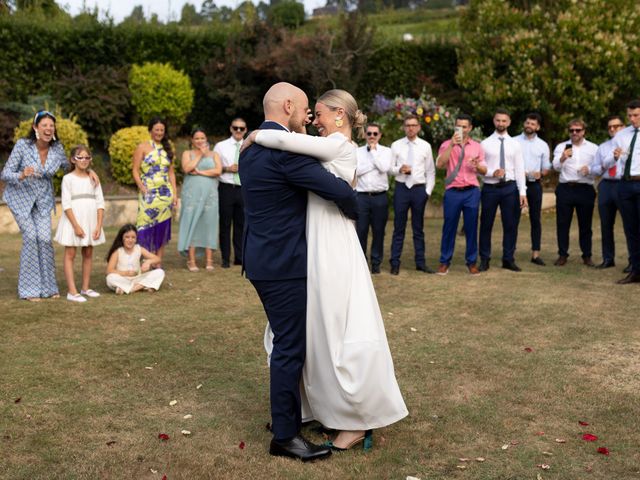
[{"x1": 435, "y1": 114, "x2": 487, "y2": 275}]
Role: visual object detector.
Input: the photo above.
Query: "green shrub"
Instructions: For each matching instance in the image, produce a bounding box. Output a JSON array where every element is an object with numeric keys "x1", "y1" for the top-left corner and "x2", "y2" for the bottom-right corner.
[
  {"x1": 268, "y1": 1, "x2": 305, "y2": 29},
  {"x1": 129, "y1": 62, "x2": 194, "y2": 127},
  {"x1": 108, "y1": 126, "x2": 150, "y2": 186},
  {"x1": 13, "y1": 111, "x2": 89, "y2": 194}
]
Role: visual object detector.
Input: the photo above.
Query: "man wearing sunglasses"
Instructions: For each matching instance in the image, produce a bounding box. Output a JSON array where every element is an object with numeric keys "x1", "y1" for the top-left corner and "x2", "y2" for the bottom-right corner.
[
  {"x1": 355, "y1": 123, "x2": 392, "y2": 274},
  {"x1": 551, "y1": 118, "x2": 598, "y2": 267},
  {"x1": 590, "y1": 115, "x2": 627, "y2": 270},
  {"x1": 214, "y1": 118, "x2": 248, "y2": 268}
]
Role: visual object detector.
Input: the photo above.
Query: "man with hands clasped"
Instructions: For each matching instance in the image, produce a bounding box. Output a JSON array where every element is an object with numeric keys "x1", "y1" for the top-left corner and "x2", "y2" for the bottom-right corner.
[
  {"x1": 552, "y1": 119, "x2": 598, "y2": 267},
  {"x1": 478, "y1": 109, "x2": 527, "y2": 272},
  {"x1": 435, "y1": 114, "x2": 487, "y2": 275}
]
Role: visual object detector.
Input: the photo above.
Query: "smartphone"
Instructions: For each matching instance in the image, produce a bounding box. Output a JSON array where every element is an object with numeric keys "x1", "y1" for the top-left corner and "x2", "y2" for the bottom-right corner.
[
  {"x1": 455, "y1": 126, "x2": 463, "y2": 139},
  {"x1": 564, "y1": 143, "x2": 572, "y2": 150}
]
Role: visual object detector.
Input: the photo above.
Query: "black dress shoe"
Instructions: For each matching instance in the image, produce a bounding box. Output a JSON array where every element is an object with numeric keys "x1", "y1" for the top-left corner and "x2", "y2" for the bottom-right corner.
[
  {"x1": 390, "y1": 265, "x2": 399, "y2": 275},
  {"x1": 595, "y1": 260, "x2": 615, "y2": 269},
  {"x1": 623, "y1": 264, "x2": 632, "y2": 274},
  {"x1": 371, "y1": 265, "x2": 381, "y2": 274},
  {"x1": 530, "y1": 257, "x2": 546, "y2": 266},
  {"x1": 416, "y1": 265, "x2": 435, "y2": 274},
  {"x1": 234, "y1": 260, "x2": 243, "y2": 266},
  {"x1": 616, "y1": 272, "x2": 640, "y2": 284},
  {"x1": 502, "y1": 260, "x2": 522, "y2": 272},
  {"x1": 478, "y1": 259, "x2": 490, "y2": 272},
  {"x1": 582, "y1": 256, "x2": 595, "y2": 267},
  {"x1": 269, "y1": 434, "x2": 332, "y2": 462},
  {"x1": 221, "y1": 262, "x2": 230, "y2": 269}
]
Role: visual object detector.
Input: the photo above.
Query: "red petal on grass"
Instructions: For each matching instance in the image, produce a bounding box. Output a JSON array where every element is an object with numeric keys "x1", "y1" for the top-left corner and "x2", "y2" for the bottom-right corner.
[
  {"x1": 14, "y1": 397, "x2": 21, "y2": 403},
  {"x1": 597, "y1": 447, "x2": 610, "y2": 456},
  {"x1": 579, "y1": 421, "x2": 589, "y2": 426},
  {"x1": 239, "y1": 441, "x2": 246, "y2": 449},
  {"x1": 534, "y1": 431, "x2": 545, "y2": 436},
  {"x1": 582, "y1": 433, "x2": 598, "y2": 442},
  {"x1": 524, "y1": 347, "x2": 533, "y2": 352},
  {"x1": 162, "y1": 476, "x2": 167, "y2": 480},
  {"x1": 158, "y1": 433, "x2": 170, "y2": 441}
]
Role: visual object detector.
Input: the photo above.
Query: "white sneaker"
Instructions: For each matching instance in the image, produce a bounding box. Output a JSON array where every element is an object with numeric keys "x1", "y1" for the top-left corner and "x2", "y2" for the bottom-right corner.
[
  {"x1": 81, "y1": 289, "x2": 100, "y2": 298},
  {"x1": 67, "y1": 293, "x2": 87, "y2": 303}
]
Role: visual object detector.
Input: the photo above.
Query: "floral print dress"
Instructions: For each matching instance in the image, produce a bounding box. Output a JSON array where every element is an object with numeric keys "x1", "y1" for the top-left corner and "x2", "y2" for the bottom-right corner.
[{"x1": 136, "y1": 141, "x2": 174, "y2": 252}]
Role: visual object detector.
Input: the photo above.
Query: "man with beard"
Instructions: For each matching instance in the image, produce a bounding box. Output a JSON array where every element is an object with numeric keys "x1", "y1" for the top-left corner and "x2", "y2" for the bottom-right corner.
[
  {"x1": 515, "y1": 113, "x2": 551, "y2": 266},
  {"x1": 479, "y1": 108, "x2": 527, "y2": 272},
  {"x1": 551, "y1": 119, "x2": 598, "y2": 267}
]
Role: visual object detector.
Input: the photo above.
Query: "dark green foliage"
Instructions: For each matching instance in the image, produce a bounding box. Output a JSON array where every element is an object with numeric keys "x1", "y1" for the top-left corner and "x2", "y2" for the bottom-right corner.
[
  {"x1": 268, "y1": 0, "x2": 305, "y2": 29},
  {"x1": 53, "y1": 66, "x2": 131, "y2": 145}
]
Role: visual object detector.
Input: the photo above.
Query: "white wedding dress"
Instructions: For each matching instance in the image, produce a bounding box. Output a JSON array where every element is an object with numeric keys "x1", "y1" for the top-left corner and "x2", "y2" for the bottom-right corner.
[{"x1": 258, "y1": 130, "x2": 408, "y2": 430}]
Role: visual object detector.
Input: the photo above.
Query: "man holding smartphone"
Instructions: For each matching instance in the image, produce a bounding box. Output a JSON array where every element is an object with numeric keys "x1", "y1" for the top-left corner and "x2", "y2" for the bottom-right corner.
[
  {"x1": 551, "y1": 118, "x2": 598, "y2": 266},
  {"x1": 435, "y1": 114, "x2": 487, "y2": 275},
  {"x1": 355, "y1": 123, "x2": 392, "y2": 274}
]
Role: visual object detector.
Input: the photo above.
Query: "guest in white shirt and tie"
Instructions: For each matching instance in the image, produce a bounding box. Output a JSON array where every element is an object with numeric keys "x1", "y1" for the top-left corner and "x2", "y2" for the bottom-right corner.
[
  {"x1": 355, "y1": 123, "x2": 392, "y2": 274},
  {"x1": 389, "y1": 114, "x2": 436, "y2": 275},
  {"x1": 214, "y1": 117, "x2": 247, "y2": 268},
  {"x1": 606, "y1": 99, "x2": 640, "y2": 283},
  {"x1": 515, "y1": 112, "x2": 551, "y2": 266},
  {"x1": 551, "y1": 118, "x2": 598, "y2": 267},
  {"x1": 479, "y1": 108, "x2": 527, "y2": 272},
  {"x1": 590, "y1": 115, "x2": 626, "y2": 270}
]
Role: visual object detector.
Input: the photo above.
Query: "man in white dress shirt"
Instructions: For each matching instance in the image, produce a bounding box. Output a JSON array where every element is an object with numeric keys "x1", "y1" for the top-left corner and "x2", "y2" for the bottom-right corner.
[
  {"x1": 479, "y1": 109, "x2": 527, "y2": 272},
  {"x1": 551, "y1": 118, "x2": 598, "y2": 267},
  {"x1": 389, "y1": 114, "x2": 436, "y2": 275},
  {"x1": 214, "y1": 118, "x2": 247, "y2": 268},
  {"x1": 606, "y1": 99, "x2": 640, "y2": 283},
  {"x1": 515, "y1": 113, "x2": 551, "y2": 266},
  {"x1": 355, "y1": 123, "x2": 392, "y2": 274},
  {"x1": 591, "y1": 115, "x2": 626, "y2": 270}
]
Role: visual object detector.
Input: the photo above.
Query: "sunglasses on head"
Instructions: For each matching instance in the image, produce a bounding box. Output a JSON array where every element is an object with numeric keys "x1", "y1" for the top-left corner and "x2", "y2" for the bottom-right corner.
[
  {"x1": 366, "y1": 131, "x2": 379, "y2": 137},
  {"x1": 33, "y1": 110, "x2": 56, "y2": 124},
  {"x1": 232, "y1": 126, "x2": 247, "y2": 132},
  {"x1": 568, "y1": 128, "x2": 583, "y2": 133}
]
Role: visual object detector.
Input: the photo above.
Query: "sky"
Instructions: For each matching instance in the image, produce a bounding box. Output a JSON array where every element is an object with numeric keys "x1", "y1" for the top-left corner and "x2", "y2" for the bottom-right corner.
[{"x1": 60, "y1": 0, "x2": 326, "y2": 22}]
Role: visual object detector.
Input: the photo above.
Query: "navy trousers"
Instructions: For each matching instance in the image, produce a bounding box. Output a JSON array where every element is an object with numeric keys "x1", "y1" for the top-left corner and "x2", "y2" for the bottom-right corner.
[
  {"x1": 439, "y1": 186, "x2": 480, "y2": 265},
  {"x1": 356, "y1": 191, "x2": 389, "y2": 269},
  {"x1": 219, "y1": 183, "x2": 244, "y2": 265},
  {"x1": 390, "y1": 182, "x2": 428, "y2": 268},
  {"x1": 526, "y1": 180, "x2": 543, "y2": 251},
  {"x1": 250, "y1": 278, "x2": 307, "y2": 441},
  {"x1": 479, "y1": 181, "x2": 521, "y2": 262},
  {"x1": 555, "y1": 183, "x2": 595, "y2": 258},
  {"x1": 597, "y1": 180, "x2": 622, "y2": 263},
  {"x1": 618, "y1": 180, "x2": 640, "y2": 273}
]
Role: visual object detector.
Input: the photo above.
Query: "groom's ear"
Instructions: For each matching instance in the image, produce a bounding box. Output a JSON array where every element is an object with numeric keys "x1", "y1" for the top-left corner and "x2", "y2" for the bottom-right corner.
[{"x1": 284, "y1": 99, "x2": 294, "y2": 115}]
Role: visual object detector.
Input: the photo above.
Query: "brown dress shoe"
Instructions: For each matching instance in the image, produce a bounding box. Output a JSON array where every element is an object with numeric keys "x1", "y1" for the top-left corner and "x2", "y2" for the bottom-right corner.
[
  {"x1": 616, "y1": 272, "x2": 640, "y2": 284},
  {"x1": 436, "y1": 263, "x2": 449, "y2": 275},
  {"x1": 554, "y1": 256, "x2": 568, "y2": 266},
  {"x1": 582, "y1": 257, "x2": 595, "y2": 267},
  {"x1": 467, "y1": 264, "x2": 480, "y2": 276}
]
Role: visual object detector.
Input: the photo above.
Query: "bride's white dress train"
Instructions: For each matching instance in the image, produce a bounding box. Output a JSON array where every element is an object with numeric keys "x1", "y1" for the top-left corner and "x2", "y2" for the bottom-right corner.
[{"x1": 260, "y1": 130, "x2": 408, "y2": 430}]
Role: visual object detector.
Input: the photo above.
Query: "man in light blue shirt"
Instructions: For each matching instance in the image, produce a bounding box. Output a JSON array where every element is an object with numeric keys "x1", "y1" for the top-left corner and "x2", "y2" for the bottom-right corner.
[
  {"x1": 590, "y1": 115, "x2": 626, "y2": 270},
  {"x1": 515, "y1": 113, "x2": 551, "y2": 266}
]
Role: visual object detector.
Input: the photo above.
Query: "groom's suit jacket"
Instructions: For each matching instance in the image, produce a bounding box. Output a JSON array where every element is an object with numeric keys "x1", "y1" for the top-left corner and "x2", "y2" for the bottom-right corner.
[{"x1": 240, "y1": 121, "x2": 358, "y2": 281}]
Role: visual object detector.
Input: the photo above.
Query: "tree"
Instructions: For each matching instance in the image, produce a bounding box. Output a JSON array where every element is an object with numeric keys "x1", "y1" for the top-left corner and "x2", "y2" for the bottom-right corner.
[
  {"x1": 122, "y1": 5, "x2": 146, "y2": 25},
  {"x1": 267, "y1": 0, "x2": 304, "y2": 29},
  {"x1": 180, "y1": 3, "x2": 202, "y2": 25},
  {"x1": 457, "y1": 0, "x2": 640, "y2": 143}
]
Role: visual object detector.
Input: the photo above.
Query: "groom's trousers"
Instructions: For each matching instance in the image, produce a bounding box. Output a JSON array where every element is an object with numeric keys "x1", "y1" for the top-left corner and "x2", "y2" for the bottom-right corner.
[{"x1": 250, "y1": 278, "x2": 307, "y2": 441}]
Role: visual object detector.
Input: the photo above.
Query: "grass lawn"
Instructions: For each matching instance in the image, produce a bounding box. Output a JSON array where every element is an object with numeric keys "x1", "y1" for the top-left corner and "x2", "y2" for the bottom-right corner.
[{"x1": 1, "y1": 211, "x2": 639, "y2": 479}]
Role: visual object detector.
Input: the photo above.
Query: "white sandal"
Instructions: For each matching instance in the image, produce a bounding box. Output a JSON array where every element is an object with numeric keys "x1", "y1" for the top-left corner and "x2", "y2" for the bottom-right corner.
[
  {"x1": 67, "y1": 293, "x2": 87, "y2": 303},
  {"x1": 81, "y1": 289, "x2": 100, "y2": 298}
]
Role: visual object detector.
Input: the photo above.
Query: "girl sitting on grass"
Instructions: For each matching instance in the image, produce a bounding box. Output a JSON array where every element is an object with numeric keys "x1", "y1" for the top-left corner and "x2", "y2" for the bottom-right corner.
[
  {"x1": 105, "y1": 224, "x2": 165, "y2": 294},
  {"x1": 54, "y1": 144, "x2": 105, "y2": 303}
]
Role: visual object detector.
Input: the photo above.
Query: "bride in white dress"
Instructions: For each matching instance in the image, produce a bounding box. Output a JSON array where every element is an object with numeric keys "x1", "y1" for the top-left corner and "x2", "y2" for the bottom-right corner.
[{"x1": 254, "y1": 89, "x2": 408, "y2": 450}]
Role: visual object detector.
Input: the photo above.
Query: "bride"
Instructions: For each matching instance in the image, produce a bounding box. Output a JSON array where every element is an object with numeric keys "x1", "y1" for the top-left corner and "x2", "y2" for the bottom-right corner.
[{"x1": 251, "y1": 89, "x2": 408, "y2": 450}]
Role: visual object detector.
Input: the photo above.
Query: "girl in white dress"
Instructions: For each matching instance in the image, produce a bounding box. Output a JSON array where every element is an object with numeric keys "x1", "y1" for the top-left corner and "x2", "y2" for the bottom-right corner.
[
  {"x1": 54, "y1": 145, "x2": 105, "y2": 303},
  {"x1": 252, "y1": 90, "x2": 408, "y2": 451},
  {"x1": 105, "y1": 224, "x2": 165, "y2": 294}
]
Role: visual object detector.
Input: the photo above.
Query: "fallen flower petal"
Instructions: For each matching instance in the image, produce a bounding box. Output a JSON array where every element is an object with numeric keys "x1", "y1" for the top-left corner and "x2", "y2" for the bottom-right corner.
[
  {"x1": 183, "y1": 414, "x2": 193, "y2": 419},
  {"x1": 181, "y1": 430, "x2": 191, "y2": 436},
  {"x1": 458, "y1": 458, "x2": 470, "y2": 462},
  {"x1": 542, "y1": 451, "x2": 553, "y2": 456},
  {"x1": 150, "y1": 468, "x2": 158, "y2": 474},
  {"x1": 501, "y1": 444, "x2": 509, "y2": 450},
  {"x1": 406, "y1": 477, "x2": 421, "y2": 480},
  {"x1": 535, "y1": 431, "x2": 545, "y2": 436},
  {"x1": 456, "y1": 465, "x2": 466, "y2": 470},
  {"x1": 555, "y1": 438, "x2": 566, "y2": 443},
  {"x1": 537, "y1": 474, "x2": 543, "y2": 480},
  {"x1": 158, "y1": 433, "x2": 170, "y2": 441},
  {"x1": 239, "y1": 441, "x2": 246, "y2": 449},
  {"x1": 582, "y1": 433, "x2": 598, "y2": 442},
  {"x1": 579, "y1": 421, "x2": 589, "y2": 426},
  {"x1": 537, "y1": 464, "x2": 551, "y2": 470},
  {"x1": 475, "y1": 457, "x2": 486, "y2": 462},
  {"x1": 145, "y1": 366, "x2": 153, "y2": 370},
  {"x1": 597, "y1": 447, "x2": 610, "y2": 456},
  {"x1": 510, "y1": 440, "x2": 520, "y2": 445},
  {"x1": 169, "y1": 400, "x2": 177, "y2": 406},
  {"x1": 196, "y1": 384, "x2": 203, "y2": 390},
  {"x1": 524, "y1": 347, "x2": 533, "y2": 352},
  {"x1": 162, "y1": 476, "x2": 167, "y2": 480},
  {"x1": 139, "y1": 318, "x2": 146, "y2": 322}
]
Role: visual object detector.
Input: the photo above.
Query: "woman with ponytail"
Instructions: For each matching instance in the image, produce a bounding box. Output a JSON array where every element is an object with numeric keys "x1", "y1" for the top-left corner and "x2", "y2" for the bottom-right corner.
[
  {"x1": 246, "y1": 89, "x2": 408, "y2": 452},
  {"x1": 132, "y1": 117, "x2": 178, "y2": 266}
]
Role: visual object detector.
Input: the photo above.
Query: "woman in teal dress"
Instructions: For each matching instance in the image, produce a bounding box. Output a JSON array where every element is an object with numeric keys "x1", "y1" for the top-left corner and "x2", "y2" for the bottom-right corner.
[
  {"x1": 178, "y1": 127, "x2": 223, "y2": 271},
  {"x1": 132, "y1": 117, "x2": 178, "y2": 267}
]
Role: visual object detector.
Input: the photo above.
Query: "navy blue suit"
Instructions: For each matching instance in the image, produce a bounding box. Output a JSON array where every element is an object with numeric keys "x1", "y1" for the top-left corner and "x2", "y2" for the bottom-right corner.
[{"x1": 239, "y1": 121, "x2": 357, "y2": 440}]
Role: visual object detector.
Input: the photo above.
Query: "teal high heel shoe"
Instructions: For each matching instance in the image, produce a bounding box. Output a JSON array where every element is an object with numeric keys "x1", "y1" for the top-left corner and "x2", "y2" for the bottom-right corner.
[{"x1": 324, "y1": 430, "x2": 373, "y2": 452}]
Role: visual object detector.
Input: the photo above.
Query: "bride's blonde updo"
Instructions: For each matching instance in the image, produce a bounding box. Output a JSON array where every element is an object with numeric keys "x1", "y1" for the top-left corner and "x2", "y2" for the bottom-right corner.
[{"x1": 317, "y1": 89, "x2": 368, "y2": 139}]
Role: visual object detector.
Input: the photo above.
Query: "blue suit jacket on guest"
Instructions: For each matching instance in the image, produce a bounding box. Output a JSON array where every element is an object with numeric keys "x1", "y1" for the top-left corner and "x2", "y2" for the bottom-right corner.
[{"x1": 240, "y1": 121, "x2": 358, "y2": 281}]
